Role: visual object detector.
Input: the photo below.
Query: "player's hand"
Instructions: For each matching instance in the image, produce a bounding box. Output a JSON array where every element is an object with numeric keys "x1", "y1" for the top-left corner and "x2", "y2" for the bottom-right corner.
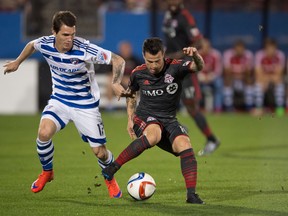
[
  {"x1": 184, "y1": 46, "x2": 204, "y2": 72},
  {"x1": 3, "y1": 60, "x2": 19, "y2": 75},
  {"x1": 111, "y1": 83, "x2": 132, "y2": 100},
  {"x1": 127, "y1": 118, "x2": 136, "y2": 140},
  {"x1": 183, "y1": 47, "x2": 198, "y2": 57}
]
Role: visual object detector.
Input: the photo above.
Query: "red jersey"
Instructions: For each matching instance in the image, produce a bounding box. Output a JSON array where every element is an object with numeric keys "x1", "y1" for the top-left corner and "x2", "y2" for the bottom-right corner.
[
  {"x1": 223, "y1": 49, "x2": 254, "y2": 75},
  {"x1": 255, "y1": 49, "x2": 285, "y2": 73},
  {"x1": 199, "y1": 48, "x2": 222, "y2": 78},
  {"x1": 129, "y1": 58, "x2": 193, "y2": 119}
]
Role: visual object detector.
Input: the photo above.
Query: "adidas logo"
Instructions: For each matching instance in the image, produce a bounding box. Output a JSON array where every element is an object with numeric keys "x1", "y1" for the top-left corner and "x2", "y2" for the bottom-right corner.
[{"x1": 143, "y1": 80, "x2": 150, "y2": 85}]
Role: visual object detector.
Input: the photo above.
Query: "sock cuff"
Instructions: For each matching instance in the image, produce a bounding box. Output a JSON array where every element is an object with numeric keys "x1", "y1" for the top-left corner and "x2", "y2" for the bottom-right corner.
[
  {"x1": 98, "y1": 150, "x2": 114, "y2": 169},
  {"x1": 36, "y1": 138, "x2": 52, "y2": 146},
  {"x1": 179, "y1": 148, "x2": 194, "y2": 158}
]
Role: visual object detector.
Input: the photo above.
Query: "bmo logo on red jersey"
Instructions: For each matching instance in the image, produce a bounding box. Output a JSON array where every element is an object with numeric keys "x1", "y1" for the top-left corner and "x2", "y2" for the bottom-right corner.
[
  {"x1": 142, "y1": 89, "x2": 164, "y2": 96},
  {"x1": 142, "y1": 83, "x2": 178, "y2": 97}
]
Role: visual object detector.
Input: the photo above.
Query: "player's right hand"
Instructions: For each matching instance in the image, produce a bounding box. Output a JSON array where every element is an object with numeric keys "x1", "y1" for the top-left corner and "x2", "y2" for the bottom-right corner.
[
  {"x1": 183, "y1": 47, "x2": 198, "y2": 56},
  {"x1": 3, "y1": 60, "x2": 19, "y2": 74}
]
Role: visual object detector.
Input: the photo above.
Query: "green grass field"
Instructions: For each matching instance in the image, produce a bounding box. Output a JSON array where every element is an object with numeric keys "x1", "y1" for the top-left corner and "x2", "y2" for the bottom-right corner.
[{"x1": 0, "y1": 112, "x2": 287, "y2": 216}]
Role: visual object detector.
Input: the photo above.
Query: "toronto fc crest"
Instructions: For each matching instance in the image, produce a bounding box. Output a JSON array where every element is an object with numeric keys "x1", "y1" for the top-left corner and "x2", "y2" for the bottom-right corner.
[{"x1": 164, "y1": 74, "x2": 174, "y2": 83}]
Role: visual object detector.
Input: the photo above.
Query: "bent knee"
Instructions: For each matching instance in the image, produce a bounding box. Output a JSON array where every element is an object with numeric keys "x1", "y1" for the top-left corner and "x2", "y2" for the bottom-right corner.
[
  {"x1": 38, "y1": 127, "x2": 54, "y2": 141},
  {"x1": 143, "y1": 125, "x2": 162, "y2": 146},
  {"x1": 38, "y1": 119, "x2": 57, "y2": 141},
  {"x1": 172, "y1": 136, "x2": 192, "y2": 153}
]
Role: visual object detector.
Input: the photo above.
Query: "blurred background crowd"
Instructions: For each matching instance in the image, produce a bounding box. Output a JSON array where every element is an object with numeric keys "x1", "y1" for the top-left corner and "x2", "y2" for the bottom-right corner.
[{"x1": 0, "y1": 0, "x2": 287, "y2": 116}]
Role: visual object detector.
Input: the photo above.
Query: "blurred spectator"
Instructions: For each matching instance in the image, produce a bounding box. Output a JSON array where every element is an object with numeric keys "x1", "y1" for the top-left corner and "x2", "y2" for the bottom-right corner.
[
  {"x1": 222, "y1": 40, "x2": 254, "y2": 112},
  {"x1": 106, "y1": 40, "x2": 142, "y2": 111},
  {"x1": 24, "y1": 0, "x2": 46, "y2": 36},
  {"x1": 252, "y1": 38, "x2": 286, "y2": 116},
  {"x1": 198, "y1": 38, "x2": 223, "y2": 113},
  {"x1": 100, "y1": 0, "x2": 126, "y2": 11},
  {"x1": 0, "y1": 0, "x2": 28, "y2": 11},
  {"x1": 125, "y1": 0, "x2": 150, "y2": 13},
  {"x1": 286, "y1": 59, "x2": 288, "y2": 113}
]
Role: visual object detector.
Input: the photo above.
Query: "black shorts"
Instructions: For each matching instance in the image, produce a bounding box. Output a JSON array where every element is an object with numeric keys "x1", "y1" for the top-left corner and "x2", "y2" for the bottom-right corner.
[
  {"x1": 133, "y1": 114, "x2": 189, "y2": 156},
  {"x1": 181, "y1": 73, "x2": 202, "y2": 102}
]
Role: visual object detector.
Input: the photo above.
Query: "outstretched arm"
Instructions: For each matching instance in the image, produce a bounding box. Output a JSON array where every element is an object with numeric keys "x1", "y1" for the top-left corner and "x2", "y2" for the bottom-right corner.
[
  {"x1": 183, "y1": 47, "x2": 204, "y2": 72},
  {"x1": 3, "y1": 41, "x2": 36, "y2": 75},
  {"x1": 110, "y1": 53, "x2": 128, "y2": 99},
  {"x1": 126, "y1": 92, "x2": 137, "y2": 139}
]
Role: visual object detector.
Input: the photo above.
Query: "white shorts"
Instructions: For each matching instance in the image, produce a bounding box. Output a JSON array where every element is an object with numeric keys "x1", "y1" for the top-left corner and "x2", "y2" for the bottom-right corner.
[{"x1": 41, "y1": 99, "x2": 106, "y2": 147}]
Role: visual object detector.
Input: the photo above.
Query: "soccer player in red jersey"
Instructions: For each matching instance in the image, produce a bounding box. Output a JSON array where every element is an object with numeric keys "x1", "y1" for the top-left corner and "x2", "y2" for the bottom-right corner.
[
  {"x1": 253, "y1": 38, "x2": 286, "y2": 116},
  {"x1": 102, "y1": 38, "x2": 205, "y2": 204},
  {"x1": 222, "y1": 40, "x2": 254, "y2": 111},
  {"x1": 198, "y1": 38, "x2": 223, "y2": 112},
  {"x1": 162, "y1": 0, "x2": 220, "y2": 156}
]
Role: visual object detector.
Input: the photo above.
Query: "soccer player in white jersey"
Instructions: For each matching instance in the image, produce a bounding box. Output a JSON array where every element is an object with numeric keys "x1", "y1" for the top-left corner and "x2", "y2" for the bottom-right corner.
[{"x1": 3, "y1": 11, "x2": 127, "y2": 198}]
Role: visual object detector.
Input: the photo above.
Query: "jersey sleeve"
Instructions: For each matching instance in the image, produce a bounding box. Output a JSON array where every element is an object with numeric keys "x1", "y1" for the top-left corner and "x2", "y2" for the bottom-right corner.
[
  {"x1": 129, "y1": 70, "x2": 140, "y2": 92},
  {"x1": 223, "y1": 49, "x2": 232, "y2": 68},
  {"x1": 277, "y1": 50, "x2": 286, "y2": 70},
  {"x1": 246, "y1": 50, "x2": 254, "y2": 70},
  {"x1": 176, "y1": 59, "x2": 193, "y2": 78},
  {"x1": 213, "y1": 49, "x2": 223, "y2": 76},
  {"x1": 255, "y1": 50, "x2": 263, "y2": 68},
  {"x1": 33, "y1": 36, "x2": 47, "y2": 51},
  {"x1": 84, "y1": 41, "x2": 112, "y2": 65}
]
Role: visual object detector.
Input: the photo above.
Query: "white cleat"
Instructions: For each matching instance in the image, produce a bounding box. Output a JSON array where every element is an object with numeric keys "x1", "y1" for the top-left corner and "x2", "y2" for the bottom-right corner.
[{"x1": 198, "y1": 140, "x2": 220, "y2": 156}]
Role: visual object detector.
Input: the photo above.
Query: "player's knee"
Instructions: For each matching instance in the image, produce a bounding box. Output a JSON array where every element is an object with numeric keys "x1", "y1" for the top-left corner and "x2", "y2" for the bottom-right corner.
[
  {"x1": 144, "y1": 129, "x2": 162, "y2": 146},
  {"x1": 142, "y1": 124, "x2": 162, "y2": 146},
  {"x1": 38, "y1": 127, "x2": 53, "y2": 142},
  {"x1": 172, "y1": 136, "x2": 192, "y2": 153},
  {"x1": 38, "y1": 119, "x2": 57, "y2": 142}
]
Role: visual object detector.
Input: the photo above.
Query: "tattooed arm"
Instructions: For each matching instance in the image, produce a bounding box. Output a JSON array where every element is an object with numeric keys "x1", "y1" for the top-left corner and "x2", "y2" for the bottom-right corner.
[
  {"x1": 110, "y1": 53, "x2": 126, "y2": 99},
  {"x1": 183, "y1": 47, "x2": 204, "y2": 72},
  {"x1": 126, "y1": 92, "x2": 137, "y2": 139}
]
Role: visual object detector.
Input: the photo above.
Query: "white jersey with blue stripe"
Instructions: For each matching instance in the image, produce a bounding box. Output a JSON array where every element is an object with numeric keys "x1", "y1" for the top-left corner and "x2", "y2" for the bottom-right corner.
[{"x1": 34, "y1": 35, "x2": 112, "y2": 109}]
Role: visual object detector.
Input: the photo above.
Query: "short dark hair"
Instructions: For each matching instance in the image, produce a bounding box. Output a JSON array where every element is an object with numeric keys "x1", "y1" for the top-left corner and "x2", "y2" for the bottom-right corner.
[
  {"x1": 142, "y1": 37, "x2": 164, "y2": 55},
  {"x1": 234, "y1": 39, "x2": 245, "y2": 48},
  {"x1": 264, "y1": 37, "x2": 277, "y2": 47},
  {"x1": 52, "y1": 11, "x2": 77, "y2": 33}
]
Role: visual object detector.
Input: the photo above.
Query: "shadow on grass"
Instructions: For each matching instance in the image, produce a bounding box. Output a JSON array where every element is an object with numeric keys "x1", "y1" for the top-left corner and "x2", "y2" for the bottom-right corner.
[
  {"x1": 221, "y1": 152, "x2": 288, "y2": 161},
  {"x1": 57, "y1": 197, "x2": 287, "y2": 216},
  {"x1": 219, "y1": 142, "x2": 288, "y2": 161}
]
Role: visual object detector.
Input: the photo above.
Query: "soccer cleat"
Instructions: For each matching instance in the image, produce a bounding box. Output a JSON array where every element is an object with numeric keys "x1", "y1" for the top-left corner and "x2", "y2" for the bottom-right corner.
[
  {"x1": 31, "y1": 170, "x2": 54, "y2": 193},
  {"x1": 104, "y1": 177, "x2": 122, "y2": 198},
  {"x1": 198, "y1": 139, "x2": 220, "y2": 156},
  {"x1": 102, "y1": 162, "x2": 120, "y2": 181},
  {"x1": 186, "y1": 193, "x2": 205, "y2": 204}
]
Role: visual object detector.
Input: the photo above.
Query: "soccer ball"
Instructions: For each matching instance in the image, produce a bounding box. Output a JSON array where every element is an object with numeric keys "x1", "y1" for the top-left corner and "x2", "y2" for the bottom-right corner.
[{"x1": 127, "y1": 172, "x2": 156, "y2": 201}]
